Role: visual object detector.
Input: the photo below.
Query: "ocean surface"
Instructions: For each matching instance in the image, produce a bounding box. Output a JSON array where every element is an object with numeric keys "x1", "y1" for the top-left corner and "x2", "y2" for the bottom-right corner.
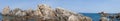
[
  {"x1": 81, "y1": 13, "x2": 101, "y2": 21},
  {"x1": 0, "y1": 13, "x2": 2, "y2": 21}
]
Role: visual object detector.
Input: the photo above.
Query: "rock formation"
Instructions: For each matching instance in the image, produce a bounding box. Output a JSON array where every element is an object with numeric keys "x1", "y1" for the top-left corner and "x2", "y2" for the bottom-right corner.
[
  {"x1": 37, "y1": 4, "x2": 58, "y2": 21},
  {"x1": 99, "y1": 12, "x2": 110, "y2": 21},
  {"x1": 67, "y1": 14, "x2": 92, "y2": 21},
  {"x1": 2, "y1": 6, "x2": 10, "y2": 15},
  {"x1": 68, "y1": 15, "x2": 80, "y2": 21},
  {"x1": 55, "y1": 7, "x2": 76, "y2": 21},
  {"x1": 100, "y1": 17, "x2": 109, "y2": 21},
  {"x1": 98, "y1": 12, "x2": 109, "y2": 17},
  {"x1": 11, "y1": 8, "x2": 22, "y2": 16},
  {"x1": 107, "y1": 13, "x2": 120, "y2": 21},
  {"x1": 1, "y1": 4, "x2": 92, "y2": 21},
  {"x1": 15, "y1": 10, "x2": 27, "y2": 17},
  {"x1": 83, "y1": 16, "x2": 92, "y2": 21},
  {"x1": 98, "y1": 12, "x2": 120, "y2": 21},
  {"x1": 55, "y1": 7, "x2": 92, "y2": 21}
]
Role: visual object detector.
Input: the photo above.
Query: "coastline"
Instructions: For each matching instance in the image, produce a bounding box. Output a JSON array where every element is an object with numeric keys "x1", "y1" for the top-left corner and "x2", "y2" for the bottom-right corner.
[{"x1": 1, "y1": 4, "x2": 120, "y2": 21}]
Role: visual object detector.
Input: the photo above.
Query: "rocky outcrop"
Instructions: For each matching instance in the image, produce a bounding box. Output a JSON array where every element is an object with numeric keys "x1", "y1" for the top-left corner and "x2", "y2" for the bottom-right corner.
[
  {"x1": 2, "y1": 6, "x2": 10, "y2": 15},
  {"x1": 99, "y1": 12, "x2": 109, "y2": 17},
  {"x1": 15, "y1": 10, "x2": 27, "y2": 17},
  {"x1": 83, "y1": 16, "x2": 92, "y2": 21},
  {"x1": 2, "y1": 4, "x2": 92, "y2": 21},
  {"x1": 25, "y1": 8, "x2": 34, "y2": 16},
  {"x1": 68, "y1": 15, "x2": 80, "y2": 21},
  {"x1": 68, "y1": 15, "x2": 92, "y2": 21},
  {"x1": 99, "y1": 12, "x2": 110, "y2": 21},
  {"x1": 100, "y1": 17, "x2": 108, "y2": 21}
]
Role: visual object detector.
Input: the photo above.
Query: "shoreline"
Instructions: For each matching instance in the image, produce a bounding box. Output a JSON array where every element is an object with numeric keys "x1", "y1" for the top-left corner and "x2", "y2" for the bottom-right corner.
[{"x1": 1, "y1": 4, "x2": 120, "y2": 21}]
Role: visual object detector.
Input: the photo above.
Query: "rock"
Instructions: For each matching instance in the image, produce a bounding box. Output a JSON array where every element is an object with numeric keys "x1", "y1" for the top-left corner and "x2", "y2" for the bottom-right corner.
[
  {"x1": 68, "y1": 15, "x2": 80, "y2": 21},
  {"x1": 34, "y1": 4, "x2": 56, "y2": 21},
  {"x1": 15, "y1": 11, "x2": 27, "y2": 17},
  {"x1": 1, "y1": 4, "x2": 93, "y2": 21},
  {"x1": 2, "y1": 16, "x2": 10, "y2": 21},
  {"x1": 55, "y1": 7, "x2": 75, "y2": 21},
  {"x1": 34, "y1": 7, "x2": 43, "y2": 17},
  {"x1": 11, "y1": 8, "x2": 22, "y2": 15},
  {"x1": 25, "y1": 8, "x2": 34, "y2": 16},
  {"x1": 68, "y1": 14, "x2": 92, "y2": 21},
  {"x1": 38, "y1": 4, "x2": 56, "y2": 17},
  {"x1": 55, "y1": 7, "x2": 91, "y2": 21},
  {"x1": 100, "y1": 17, "x2": 108, "y2": 21},
  {"x1": 116, "y1": 15, "x2": 120, "y2": 20},
  {"x1": 2, "y1": 6, "x2": 10, "y2": 15},
  {"x1": 99, "y1": 12, "x2": 110, "y2": 21},
  {"x1": 99, "y1": 12, "x2": 109, "y2": 17},
  {"x1": 82, "y1": 16, "x2": 92, "y2": 21},
  {"x1": 109, "y1": 15, "x2": 116, "y2": 21},
  {"x1": 11, "y1": 8, "x2": 27, "y2": 17},
  {"x1": 38, "y1": 4, "x2": 57, "y2": 21},
  {"x1": 55, "y1": 7, "x2": 75, "y2": 17}
]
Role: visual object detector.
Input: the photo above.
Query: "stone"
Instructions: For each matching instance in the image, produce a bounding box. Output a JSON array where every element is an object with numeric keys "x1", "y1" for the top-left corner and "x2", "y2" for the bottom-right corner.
[
  {"x1": 99, "y1": 12, "x2": 110, "y2": 21},
  {"x1": 11, "y1": 8, "x2": 22, "y2": 15},
  {"x1": 68, "y1": 15, "x2": 80, "y2": 21},
  {"x1": 55, "y1": 7, "x2": 74, "y2": 21},
  {"x1": 55, "y1": 7, "x2": 91, "y2": 21},
  {"x1": 34, "y1": 8, "x2": 43, "y2": 17},
  {"x1": 55, "y1": 7, "x2": 74, "y2": 17},
  {"x1": 38, "y1": 4, "x2": 56, "y2": 16},
  {"x1": 15, "y1": 10, "x2": 27, "y2": 17},
  {"x1": 99, "y1": 12, "x2": 109, "y2": 17},
  {"x1": 68, "y1": 14, "x2": 92, "y2": 21},
  {"x1": 9, "y1": 8, "x2": 27, "y2": 17},
  {"x1": 100, "y1": 17, "x2": 108, "y2": 21},
  {"x1": 2, "y1": 6, "x2": 10, "y2": 15},
  {"x1": 25, "y1": 8, "x2": 34, "y2": 16},
  {"x1": 38, "y1": 4, "x2": 55, "y2": 16},
  {"x1": 1, "y1": 4, "x2": 93, "y2": 21},
  {"x1": 82, "y1": 16, "x2": 92, "y2": 21},
  {"x1": 38, "y1": 4, "x2": 57, "y2": 20}
]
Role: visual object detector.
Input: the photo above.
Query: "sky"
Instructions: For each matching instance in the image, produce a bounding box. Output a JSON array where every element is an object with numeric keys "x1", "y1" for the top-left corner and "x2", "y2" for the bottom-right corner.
[{"x1": 0, "y1": 0, "x2": 120, "y2": 13}]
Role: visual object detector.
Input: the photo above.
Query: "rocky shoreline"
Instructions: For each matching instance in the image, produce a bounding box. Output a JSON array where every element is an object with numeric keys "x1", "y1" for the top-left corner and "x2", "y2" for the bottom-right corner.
[
  {"x1": 2, "y1": 4, "x2": 120, "y2": 21},
  {"x1": 1, "y1": 4, "x2": 92, "y2": 21}
]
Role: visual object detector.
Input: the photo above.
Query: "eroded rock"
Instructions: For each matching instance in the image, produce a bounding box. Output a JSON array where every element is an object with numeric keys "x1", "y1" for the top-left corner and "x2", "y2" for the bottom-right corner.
[
  {"x1": 11, "y1": 8, "x2": 22, "y2": 16},
  {"x1": 82, "y1": 16, "x2": 92, "y2": 21},
  {"x1": 2, "y1": 6, "x2": 10, "y2": 15},
  {"x1": 100, "y1": 17, "x2": 108, "y2": 21},
  {"x1": 2, "y1": 4, "x2": 92, "y2": 21},
  {"x1": 38, "y1": 4, "x2": 56, "y2": 17},
  {"x1": 15, "y1": 11, "x2": 27, "y2": 17},
  {"x1": 55, "y1": 7, "x2": 92, "y2": 21},
  {"x1": 68, "y1": 15, "x2": 80, "y2": 21}
]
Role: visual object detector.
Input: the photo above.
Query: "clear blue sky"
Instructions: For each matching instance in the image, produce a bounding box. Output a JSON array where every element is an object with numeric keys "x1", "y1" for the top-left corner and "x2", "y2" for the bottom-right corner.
[{"x1": 0, "y1": 0, "x2": 120, "y2": 13}]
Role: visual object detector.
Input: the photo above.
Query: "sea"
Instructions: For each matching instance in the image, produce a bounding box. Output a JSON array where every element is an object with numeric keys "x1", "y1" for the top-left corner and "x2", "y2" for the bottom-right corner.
[
  {"x1": 0, "y1": 13, "x2": 2, "y2": 21},
  {"x1": 0, "y1": 13, "x2": 102, "y2": 21},
  {"x1": 81, "y1": 13, "x2": 101, "y2": 21}
]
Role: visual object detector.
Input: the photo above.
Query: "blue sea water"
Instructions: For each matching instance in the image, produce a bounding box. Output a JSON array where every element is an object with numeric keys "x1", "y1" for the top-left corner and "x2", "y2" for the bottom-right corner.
[
  {"x1": 81, "y1": 13, "x2": 101, "y2": 21},
  {"x1": 0, "y1": 13, "x2": 2, "y2": 21}
]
